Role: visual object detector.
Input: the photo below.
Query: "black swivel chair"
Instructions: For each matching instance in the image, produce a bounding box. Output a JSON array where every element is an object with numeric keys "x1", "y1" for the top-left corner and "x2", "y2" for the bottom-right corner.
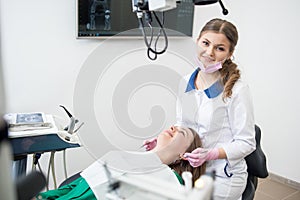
[{"x1": 242, "y1": 125, "x2": 268, "y2": 200}]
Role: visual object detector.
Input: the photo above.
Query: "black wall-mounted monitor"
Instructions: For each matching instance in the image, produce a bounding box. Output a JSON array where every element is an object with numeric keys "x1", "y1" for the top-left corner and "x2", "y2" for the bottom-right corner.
[{"x1": 76, "y1": 0, "x2": 195, "y2": 38}]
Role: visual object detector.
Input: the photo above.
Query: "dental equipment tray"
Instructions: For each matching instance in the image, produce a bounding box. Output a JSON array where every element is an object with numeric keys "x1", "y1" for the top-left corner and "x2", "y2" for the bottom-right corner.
[{"x1": 10, "y1": 133, "x2": 80, "y2": 159}]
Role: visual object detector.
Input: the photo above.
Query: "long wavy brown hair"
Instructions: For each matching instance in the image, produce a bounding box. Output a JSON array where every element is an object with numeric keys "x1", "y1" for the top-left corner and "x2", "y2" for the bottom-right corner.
[
  {"x1": 168, "y1": 128, "x2": 206, "y2": 185},
  {"x1": 198, "y1": 18, "x2": 240, "y2": 100}
]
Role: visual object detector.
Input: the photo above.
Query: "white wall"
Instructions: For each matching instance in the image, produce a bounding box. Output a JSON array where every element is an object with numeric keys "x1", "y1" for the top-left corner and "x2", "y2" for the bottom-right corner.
[
  {"x1": 0, "y1": 0, "x2": 299, "y2": 186},
  {"x1": 193, "y1": 0, "x2": 300, "y2": 183}
]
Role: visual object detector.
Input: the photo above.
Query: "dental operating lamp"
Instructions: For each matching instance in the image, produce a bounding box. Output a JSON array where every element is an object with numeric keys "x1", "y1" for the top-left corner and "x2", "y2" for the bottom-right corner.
[
  {"x1": 132, "y1": 0, "x2": 228, "y2": 60},
  {"x1": 194, "y1": 0, "x2": 228, "y2": 15}
]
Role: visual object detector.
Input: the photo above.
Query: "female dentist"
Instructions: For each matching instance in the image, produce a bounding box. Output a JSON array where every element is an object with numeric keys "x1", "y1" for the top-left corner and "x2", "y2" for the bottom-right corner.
[
  {"x1": 178, "y1": 18, "x2": 256, "y2": 200},
  {"x1": 144, "y1": 18, "x2": 256, "y2": 200}
]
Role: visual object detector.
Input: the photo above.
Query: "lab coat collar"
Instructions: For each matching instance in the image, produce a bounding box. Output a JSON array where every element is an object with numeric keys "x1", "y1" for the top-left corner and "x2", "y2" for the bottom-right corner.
[{"x1": 185, "y1": 68, "x2": 224, "y2": 98}]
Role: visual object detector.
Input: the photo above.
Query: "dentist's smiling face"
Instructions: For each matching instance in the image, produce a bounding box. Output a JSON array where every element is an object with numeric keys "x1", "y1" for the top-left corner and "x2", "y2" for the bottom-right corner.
[
  {"x1": 197, "y1": 32, "x2": 232, "y2": 67},
  {"x1": 156, "y1": 126, "x2": 194, "y2": 155}
]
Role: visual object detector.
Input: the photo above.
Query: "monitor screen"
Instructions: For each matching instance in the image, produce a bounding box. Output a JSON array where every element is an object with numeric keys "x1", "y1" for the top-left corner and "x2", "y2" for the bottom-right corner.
[{"x1": 76, "y1": 0, "x2": 195, "y2": 38}]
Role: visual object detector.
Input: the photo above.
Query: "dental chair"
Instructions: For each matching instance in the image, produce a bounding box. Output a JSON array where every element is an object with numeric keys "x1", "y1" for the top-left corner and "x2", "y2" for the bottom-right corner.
[
  {"x1": 59, "y1": 125, "x2": 269, "y2": 200},
  {"x1": 242, "y1": 125, "x2": 268, "y2": 200},
  {"x1": 59, "y1": 171, "x2": 81, "y2": 187}
]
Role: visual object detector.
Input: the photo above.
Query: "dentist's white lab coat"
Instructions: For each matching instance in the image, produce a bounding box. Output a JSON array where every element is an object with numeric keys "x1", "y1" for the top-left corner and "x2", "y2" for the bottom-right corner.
[{"x1": 176, "y1": 69, "x2": 256, "y2": 200}]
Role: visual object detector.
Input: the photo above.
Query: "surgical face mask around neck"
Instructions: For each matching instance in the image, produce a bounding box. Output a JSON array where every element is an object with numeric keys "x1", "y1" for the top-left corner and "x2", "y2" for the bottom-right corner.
[{"x1": 195, "y1": 55, "x2": 223, "y2": 73}]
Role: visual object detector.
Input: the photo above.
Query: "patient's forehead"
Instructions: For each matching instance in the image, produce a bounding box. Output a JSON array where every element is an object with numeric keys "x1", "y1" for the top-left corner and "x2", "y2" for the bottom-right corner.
[{"x1": 177, "y1": 126, "x2": 193, "y2": 136}]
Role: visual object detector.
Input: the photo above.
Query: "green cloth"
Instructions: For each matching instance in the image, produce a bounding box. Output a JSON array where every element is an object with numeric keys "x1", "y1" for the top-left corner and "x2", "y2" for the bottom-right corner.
[
  {"x1": 172, "y1": 170, "x2": 184, "y2": 185},
  {"x1": 37, "y1": 171, "x2": 183, "y2": 199},
  {"x1": 36, "y1": 177, "x2": 96, "y2": 200}
]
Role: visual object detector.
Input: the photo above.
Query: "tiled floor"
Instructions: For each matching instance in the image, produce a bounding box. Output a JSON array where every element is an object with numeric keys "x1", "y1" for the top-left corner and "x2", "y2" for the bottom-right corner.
[{"x1": 254, "y1": 178, "x2": 300, "y2": 200}]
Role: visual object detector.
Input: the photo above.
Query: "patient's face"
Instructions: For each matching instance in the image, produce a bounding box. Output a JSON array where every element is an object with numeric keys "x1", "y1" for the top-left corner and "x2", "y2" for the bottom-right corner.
[{"x1": 156, "y1": 126, "x2": 194, "y2": 155}]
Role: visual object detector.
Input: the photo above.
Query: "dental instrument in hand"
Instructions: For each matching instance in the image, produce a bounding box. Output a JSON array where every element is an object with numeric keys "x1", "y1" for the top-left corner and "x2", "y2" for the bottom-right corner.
[
  {"x1": 139, "y1": 142, "x2": 148, "y2": 149},
  {"x1": 140, "y1": 138, "x2": 157, "y2": 151},
  {"x1": 138, "y1": 140, "x2": 154, "y2": 151}
]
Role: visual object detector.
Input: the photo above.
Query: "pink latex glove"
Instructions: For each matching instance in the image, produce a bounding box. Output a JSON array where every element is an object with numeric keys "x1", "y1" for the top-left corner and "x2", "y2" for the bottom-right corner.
[
  {"x1": 183, "y1": 148, "x2": 219, "y2": 167},
  {"x1": 143, "y1": 138, "x2": 157, "y2": 151}
]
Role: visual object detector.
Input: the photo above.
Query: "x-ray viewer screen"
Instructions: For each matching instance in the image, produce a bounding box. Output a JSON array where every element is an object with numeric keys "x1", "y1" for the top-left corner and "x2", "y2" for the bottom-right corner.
[{"x1": 76, "y1": 0, "x2": 194, "y2": 38}]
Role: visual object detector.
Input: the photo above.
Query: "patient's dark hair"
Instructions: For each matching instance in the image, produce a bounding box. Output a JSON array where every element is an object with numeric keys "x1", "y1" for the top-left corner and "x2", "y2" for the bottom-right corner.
[{"x1": 168, "y1": 128, "x2": 206, "y2": 185}]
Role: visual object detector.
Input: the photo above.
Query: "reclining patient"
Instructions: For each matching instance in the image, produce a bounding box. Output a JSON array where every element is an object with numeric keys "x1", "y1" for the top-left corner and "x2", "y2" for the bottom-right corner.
[{"x1": 36, "y1": 126, "x2": 206, "y2": 200}]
